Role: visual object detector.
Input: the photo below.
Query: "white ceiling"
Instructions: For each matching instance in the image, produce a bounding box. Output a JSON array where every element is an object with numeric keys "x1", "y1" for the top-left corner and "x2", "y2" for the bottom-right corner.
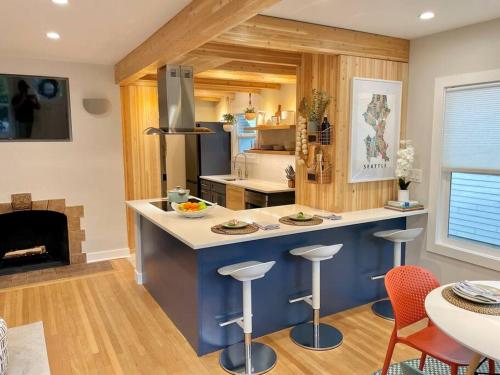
[
  {"x1": 262, "y1": 0, "x2": 500, "y2": 39},
  {"x1": 1, "y1": 0, "x2": 499, "y2": 66},
  {"x1": 0, "y1": 0, "x2": 190, "y2": 65}
]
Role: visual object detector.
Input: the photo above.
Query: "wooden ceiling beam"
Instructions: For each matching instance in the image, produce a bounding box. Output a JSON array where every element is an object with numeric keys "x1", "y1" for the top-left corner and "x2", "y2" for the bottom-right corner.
[
  {"x1": 195, "y1": 96, "x2": 221, "y2": 103},
  {"x1": 190, "y1": 42, "x2": 302, "y2": 66},
  {"x1": 216, "y1": 61, "x2": 297, "y2": 75},
  {"x1": 195, "y1": 90, "x2": 235, "y2": 100},
  {"x1": 195, "y1": 77, "x2": 280, "y2": 90},
  {"x1": 214, "y1": 15, "x2": 410, "y2": 62},
  {"x1": 114, "y1": 0, "x2": 280, "y2": 84},
  {"x1": 195, "y1": 84, "x2": 262, "y2": 94},
  {"x1": 196, "y1": 69, "x2": 296, "y2": 84}
]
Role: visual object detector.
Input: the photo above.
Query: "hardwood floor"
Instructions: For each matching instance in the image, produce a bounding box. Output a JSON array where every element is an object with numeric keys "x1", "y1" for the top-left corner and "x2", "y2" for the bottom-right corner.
[{"x1": 0, "y1": 259, "x2": 420, "y2": 374}]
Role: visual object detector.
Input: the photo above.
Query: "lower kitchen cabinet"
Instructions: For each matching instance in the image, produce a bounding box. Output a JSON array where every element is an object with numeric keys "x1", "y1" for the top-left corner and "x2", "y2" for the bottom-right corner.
[
  {"x1": 200, "y1": 179, "x2": 226, "y2": 207},
  {"x1": 225, "y1": 185, "x2": 245, "y2": 210}
]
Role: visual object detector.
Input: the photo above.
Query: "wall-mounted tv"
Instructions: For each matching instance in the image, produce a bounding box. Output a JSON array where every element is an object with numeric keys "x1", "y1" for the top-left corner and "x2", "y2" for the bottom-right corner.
[{"x1": 0, "y1": 74, "x2": 71, "y2": 141}]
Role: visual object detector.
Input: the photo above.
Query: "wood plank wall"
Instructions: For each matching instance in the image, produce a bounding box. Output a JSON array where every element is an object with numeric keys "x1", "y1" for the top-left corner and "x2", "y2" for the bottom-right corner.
[
  {"x1": 296, "y1": 54, "x2": 409, "y2": 212},
  {"x1": 120, "y1": 82, "x2": 161, "y2": 250},
  {"x1": 295, "y1": 53, "x2": 338, "y2": 209}
]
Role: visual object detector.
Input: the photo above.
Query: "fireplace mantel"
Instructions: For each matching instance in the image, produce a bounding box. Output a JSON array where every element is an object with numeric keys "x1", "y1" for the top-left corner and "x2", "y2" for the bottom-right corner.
[{"x1": 0, "y1": 193, "x2": 86, "y2": 264}]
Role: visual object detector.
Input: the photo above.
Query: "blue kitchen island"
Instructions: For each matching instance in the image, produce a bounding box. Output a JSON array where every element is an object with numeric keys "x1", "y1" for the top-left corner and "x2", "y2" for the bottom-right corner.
[{"x1": 126, "y1": 199, "x2": 427, "y2": 356}]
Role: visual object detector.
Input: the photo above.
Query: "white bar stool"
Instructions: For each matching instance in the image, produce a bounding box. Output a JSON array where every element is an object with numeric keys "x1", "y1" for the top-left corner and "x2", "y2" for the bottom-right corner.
[
  {"x1": 372, "y1": 228, "x2": 423, "y2": 320},
  {"x1": 218, "y1": 260, "x2": 277, "y2": 375},
  {"x1": 289, "y1": 244, "x2": 343, "y2": 351}
]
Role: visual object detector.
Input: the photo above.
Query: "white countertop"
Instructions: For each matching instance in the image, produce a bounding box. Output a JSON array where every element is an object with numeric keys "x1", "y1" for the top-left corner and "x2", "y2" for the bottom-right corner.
[
  {"x1": 126, "y1": 199, "x2": 428, "y2": 250},
  {"x1": 200, "y1": 175, "x2": 294, "y2": 193}
]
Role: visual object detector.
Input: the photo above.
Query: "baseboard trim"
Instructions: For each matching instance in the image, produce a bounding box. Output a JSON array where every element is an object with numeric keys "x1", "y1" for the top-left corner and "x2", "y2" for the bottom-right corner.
[
  {"x1": 86, "y1": 248, "x2": 130, "y2": 263},
  {"x1": 135, "y1": 270, "x2": 144, "y2": 285}
]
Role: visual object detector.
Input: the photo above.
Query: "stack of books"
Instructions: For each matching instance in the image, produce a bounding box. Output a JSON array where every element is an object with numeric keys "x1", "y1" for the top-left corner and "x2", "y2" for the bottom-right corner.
[{"x1": 384, "y1": 200, "x2": 424, "y2": 212}]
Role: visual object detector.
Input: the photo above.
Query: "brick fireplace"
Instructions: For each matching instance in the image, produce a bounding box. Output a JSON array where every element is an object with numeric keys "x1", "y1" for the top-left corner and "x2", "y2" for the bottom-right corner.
[{"x1": 0, "y1": 193, "x2": 86, "y2": 274}]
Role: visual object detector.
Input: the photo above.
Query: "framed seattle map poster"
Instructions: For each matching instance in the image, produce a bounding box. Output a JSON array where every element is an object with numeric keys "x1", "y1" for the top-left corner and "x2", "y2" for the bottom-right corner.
[{"x1": 348, "y1": 77, "x2": 402, "y2": 183}]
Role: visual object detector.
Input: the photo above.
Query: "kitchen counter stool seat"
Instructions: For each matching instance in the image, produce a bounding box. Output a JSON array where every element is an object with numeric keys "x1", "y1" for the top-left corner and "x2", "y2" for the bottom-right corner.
[
  {"x1": 217, "y1": 260, "x2": 277, "y2": 375},
  {"x1": 372, "y1": 228, "x2": 423, "y2": 320},
  {"x1": 289, "y1": 244, "x2": 343, "y2": 351}
]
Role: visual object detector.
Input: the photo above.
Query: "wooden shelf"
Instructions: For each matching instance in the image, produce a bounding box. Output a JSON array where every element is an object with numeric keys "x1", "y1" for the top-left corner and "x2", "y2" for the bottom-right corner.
[
  {"x1": 256, "y1": 124, "x2": 296, "y2": 131},
  {"x1": 245, "y1": 149, "x2": 295, "y2": 155}
]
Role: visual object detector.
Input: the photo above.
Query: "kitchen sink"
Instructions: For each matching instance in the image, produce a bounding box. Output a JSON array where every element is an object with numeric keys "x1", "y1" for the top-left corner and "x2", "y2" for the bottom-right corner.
[{"x1": 222, "y1": 178, "x2": 237, "y2": 181}]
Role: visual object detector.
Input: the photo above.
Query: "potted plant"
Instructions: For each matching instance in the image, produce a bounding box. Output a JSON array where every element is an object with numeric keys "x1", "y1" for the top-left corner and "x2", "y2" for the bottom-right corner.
[
  {"x1": 285, "y1": 165, "x2": 295, "y2": 188},
  {"x1": 245, "y1": 107, "x2": 256, "y2": 121},
  {"x1": 395, "y1": 140, "x2": 415, "y2": 202},
  {"x1": 301, "y1": 89, "x2": 331, "y2": 132},
  {"x1": 222, "y1": 113, "x2": 235, "y2": 132}
]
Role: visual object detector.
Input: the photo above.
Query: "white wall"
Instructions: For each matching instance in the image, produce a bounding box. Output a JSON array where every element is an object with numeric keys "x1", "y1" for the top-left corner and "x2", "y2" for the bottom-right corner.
[
  {"x1": 406, "y1": 18, "x2": 500, "y2": 282},
  {"x1": 0, "y1": 57, "x2": 128, "y2": 256},
  {"x1": 194, "y1": 99, "x2": 218, "y2": 122}
]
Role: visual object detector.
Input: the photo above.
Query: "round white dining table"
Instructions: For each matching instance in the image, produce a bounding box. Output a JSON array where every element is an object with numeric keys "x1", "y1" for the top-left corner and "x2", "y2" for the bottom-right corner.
[{"x1": 425, "y1": 281, "x2": 500, "y2": 375}]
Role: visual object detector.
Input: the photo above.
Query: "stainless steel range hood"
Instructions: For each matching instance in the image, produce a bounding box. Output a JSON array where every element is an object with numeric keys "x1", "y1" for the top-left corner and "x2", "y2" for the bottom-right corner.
[{"x1": 144, "y1": 65, "x2": 214, "y2": 135}]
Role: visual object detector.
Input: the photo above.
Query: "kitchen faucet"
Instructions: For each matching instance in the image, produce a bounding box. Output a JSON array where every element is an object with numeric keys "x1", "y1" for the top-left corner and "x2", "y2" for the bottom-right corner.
[{"x1": 232, "y1": 153, "x2": 248, "y2": 180}]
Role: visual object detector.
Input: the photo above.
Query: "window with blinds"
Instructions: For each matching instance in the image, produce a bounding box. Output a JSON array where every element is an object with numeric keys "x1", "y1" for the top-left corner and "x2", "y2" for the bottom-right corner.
[
  {"x1": 443, "y1": 83, "x2": 500, "y2": 248},
  {"x1": 235, "y1": 114, "x2": 256, "y2": 153},
  {"x1": 449, "y1": 173, "x2": 500, "y2": 247}
]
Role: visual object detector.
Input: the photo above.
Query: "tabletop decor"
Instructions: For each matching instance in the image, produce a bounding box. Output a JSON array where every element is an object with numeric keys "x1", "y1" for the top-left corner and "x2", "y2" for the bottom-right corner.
[
  {"x1": 441, "y1": 286, "x2": 500, "y2": 316},
  {"x1": 211, "y1": 223, "x2": 259, "y2": 235},
  {"x1": 396, "y1": 140, "x2": 415, "y2": 202},
  {"x1": 348, "y1": 77, "x2": 402, "y2": 183},
  {"x1": 303, "y1": 89, "x2": 331, "y2": 133},
  {"x1": 285, "y1": 165, "x2": 295, "y2": 188},
  {"x1": 279, "y1": 215, "x2": 323, "y2": 226}
]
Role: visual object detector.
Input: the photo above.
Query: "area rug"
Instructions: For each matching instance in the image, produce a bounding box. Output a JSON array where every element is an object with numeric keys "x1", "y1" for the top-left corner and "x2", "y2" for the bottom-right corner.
[
  {"x1": 373, "y1": 357, "x2": 499, "y2": 374},
  {"x1": 8, "y1": 321, "x2": 50, "y2": 374}
]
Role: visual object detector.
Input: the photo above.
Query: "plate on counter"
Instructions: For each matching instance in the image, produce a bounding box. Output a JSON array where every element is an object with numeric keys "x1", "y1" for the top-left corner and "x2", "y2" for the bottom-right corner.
[
  {"x1": 222, "y1": 220, "x2": 250, "y2": 229},
  {"x1": 288, "y1": 212, "x2": 314, "y2": 221}
]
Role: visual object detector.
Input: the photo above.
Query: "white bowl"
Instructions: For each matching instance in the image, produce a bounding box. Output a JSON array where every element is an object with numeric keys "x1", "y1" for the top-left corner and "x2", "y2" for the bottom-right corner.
[{"x1": 171, "y1": 202, "x2": 215, "y2": 218}]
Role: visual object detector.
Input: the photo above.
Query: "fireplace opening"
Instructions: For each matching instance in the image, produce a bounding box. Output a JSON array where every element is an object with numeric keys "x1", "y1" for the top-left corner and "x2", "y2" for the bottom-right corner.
[{"x1": 0, "y1": 210, "x2": 70, "y2": 275}]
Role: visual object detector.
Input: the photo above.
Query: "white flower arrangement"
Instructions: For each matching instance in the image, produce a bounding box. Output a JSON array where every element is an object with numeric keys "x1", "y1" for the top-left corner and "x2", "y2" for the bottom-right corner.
[{"x1": 395, "y1": 140, "x2": 415, "y2": 190}]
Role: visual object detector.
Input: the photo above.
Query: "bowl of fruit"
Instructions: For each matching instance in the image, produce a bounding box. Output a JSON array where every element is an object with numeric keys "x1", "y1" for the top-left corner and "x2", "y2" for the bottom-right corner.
[{"x1": 171, "y1": 200, "x2": 214, "y2": 218}]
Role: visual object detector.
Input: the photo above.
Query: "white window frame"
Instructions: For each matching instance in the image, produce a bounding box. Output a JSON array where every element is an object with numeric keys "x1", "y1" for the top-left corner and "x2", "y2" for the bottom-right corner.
[{"x1": 428, "y1": 68, "x2": 500, "y2": 271}]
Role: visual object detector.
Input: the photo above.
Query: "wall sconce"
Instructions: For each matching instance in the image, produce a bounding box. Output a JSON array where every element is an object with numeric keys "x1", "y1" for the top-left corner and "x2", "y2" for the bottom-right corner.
[{"x1": 82, "y1": 98, "x2": 111, "y2": 116}]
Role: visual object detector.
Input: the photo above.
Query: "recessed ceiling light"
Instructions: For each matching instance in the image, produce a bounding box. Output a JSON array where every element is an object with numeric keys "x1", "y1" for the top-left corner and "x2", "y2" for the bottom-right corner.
[
  {"x1": 52, "y1": 0, "x2": 68, "y2": 4},
  {"x1": 46, "y1": 31, "x2": 61, "y2": 40},
  {"x1": 419, "y1": 11, "x2": 435, "y2": 20}
]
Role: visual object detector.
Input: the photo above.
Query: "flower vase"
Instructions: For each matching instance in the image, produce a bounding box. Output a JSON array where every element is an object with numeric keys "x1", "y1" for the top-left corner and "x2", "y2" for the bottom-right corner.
[
  {"x1": 307, "y1": 120, "x2": 319, "y2": 133},
  {"x1": 398, "y1": 189, "x2": 410, "y2": 202}
]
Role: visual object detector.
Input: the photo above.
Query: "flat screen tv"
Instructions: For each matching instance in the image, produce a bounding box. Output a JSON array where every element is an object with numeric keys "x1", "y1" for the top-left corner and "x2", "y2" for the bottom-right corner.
[{"x1": 0, "y1": 74, "x2": 71, "y2": 141}]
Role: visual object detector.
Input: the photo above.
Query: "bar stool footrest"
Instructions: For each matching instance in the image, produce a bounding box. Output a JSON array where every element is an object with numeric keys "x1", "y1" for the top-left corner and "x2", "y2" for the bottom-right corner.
[{"x1": 220, "y1": 342, "x2": 277, "y2": 375}]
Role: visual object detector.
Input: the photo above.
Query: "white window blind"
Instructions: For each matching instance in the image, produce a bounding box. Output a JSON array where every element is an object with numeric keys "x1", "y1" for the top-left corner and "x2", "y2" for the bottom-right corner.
[
  {"x1": 442, "y1": 83, "x2": 500, "y2": 171},
  {"x1": 449, "y1": 172, "x2": 500, "y2": 247}
]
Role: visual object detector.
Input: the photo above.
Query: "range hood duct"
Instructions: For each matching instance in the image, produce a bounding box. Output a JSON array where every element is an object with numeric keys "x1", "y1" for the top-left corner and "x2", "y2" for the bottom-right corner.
[{"x1": 144, "y1": 65, "x2": 213, "y2": 135}]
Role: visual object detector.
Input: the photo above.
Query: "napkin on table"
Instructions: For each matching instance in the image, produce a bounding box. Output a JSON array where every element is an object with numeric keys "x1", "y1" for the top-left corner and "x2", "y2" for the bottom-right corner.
[
  {"x1": 453, "y1": 281, "x2": 500, "y2": 303},
  {"x1": 314, "y1": 211, "x2": 342, "y2": 221},
  {"x1": 253, "y1": 221, "x2": 280, "y2": 230}
]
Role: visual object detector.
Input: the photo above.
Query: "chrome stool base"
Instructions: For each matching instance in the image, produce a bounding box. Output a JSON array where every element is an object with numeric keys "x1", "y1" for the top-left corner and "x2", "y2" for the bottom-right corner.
[
  {"x1": 290, "y1": 322, "x2": 343, "y2": 351},
  {"x1": 220, "y1": 342, "x2": 277, "y2": 375},
  {"x1": 372, "y1": 299, "x2": 394, "y2": 320}
]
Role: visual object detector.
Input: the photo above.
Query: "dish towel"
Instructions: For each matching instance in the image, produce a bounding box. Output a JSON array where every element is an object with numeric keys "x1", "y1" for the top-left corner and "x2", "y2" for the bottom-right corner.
[
  {"x1": 314, "y1": 212, "x2": 342, "y2": 221},
  {"x1": 253, "y1": 221, "x2": 280, "y2": 230}
]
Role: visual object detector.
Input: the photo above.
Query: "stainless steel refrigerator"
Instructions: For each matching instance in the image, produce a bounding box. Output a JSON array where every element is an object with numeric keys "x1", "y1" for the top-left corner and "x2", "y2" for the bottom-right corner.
[{"x1": 185, "y1": 122, "x2": 231, "y2": 197}]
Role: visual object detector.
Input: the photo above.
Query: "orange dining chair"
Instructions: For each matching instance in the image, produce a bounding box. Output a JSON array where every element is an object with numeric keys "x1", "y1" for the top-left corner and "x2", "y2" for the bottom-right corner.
[{"x1": 381, "y1": 265, "x2": 495, "y2": 375}]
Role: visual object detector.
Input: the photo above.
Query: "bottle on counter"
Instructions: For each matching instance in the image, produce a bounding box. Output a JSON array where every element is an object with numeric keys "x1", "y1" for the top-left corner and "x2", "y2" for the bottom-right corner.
[
  {"x1": 275, "y1": 104, "x2": 282, "y2": 125},
  {"x1": 320, "y1": 116, "x2": 331, "y2": 145}
]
